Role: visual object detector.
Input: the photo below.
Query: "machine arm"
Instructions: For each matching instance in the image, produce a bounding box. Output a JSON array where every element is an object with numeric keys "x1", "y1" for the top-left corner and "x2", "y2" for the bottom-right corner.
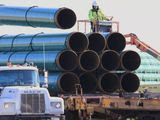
[{"x1": 125, "y1": 33, "x2": 160, "y2": 61}]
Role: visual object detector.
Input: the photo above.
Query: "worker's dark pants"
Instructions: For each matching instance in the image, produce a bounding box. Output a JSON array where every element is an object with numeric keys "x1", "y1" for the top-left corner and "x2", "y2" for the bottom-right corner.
[{"x1": 90, "y1": 21, "x2": 96, "y2": 32}]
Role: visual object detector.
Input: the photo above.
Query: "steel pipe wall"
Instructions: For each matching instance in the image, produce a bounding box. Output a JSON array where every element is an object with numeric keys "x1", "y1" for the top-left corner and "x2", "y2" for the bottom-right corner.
[
  {"x1": 0, "y1": 50, "x2": 78, "y2": 71},
  {"x1": 0, "y1": 6, "x2": 76, "y2": 29},
  {"x1": 0, "y1": 32, "x2": 88, "y2": 53},
  {"x1": 40, "y1": 72, "x2": 79, "y2": 95}
]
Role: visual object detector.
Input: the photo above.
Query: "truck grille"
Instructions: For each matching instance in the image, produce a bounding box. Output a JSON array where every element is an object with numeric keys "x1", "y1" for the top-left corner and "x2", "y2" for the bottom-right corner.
[{"x1": 21, "y1": 94, "x2": 45, "y2": 113}]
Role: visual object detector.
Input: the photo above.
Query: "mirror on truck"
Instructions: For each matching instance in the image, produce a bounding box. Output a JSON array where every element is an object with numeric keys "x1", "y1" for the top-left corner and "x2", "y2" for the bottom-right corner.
[{"x1": 42, "y1": 71, "x2": 48, "y2": 88}]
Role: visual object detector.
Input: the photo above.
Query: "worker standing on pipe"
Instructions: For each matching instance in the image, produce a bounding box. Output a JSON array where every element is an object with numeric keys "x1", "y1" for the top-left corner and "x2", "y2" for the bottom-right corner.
[{"x1": 88, "y1": 0, "x2": 113, "y2": 32}]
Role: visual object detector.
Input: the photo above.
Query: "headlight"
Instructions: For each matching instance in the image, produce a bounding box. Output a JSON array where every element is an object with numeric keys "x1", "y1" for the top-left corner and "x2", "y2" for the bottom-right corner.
[
  {"x1": 4, "y1": 102, "x2": 15, "y2": 109},
  {"x1": 50, "y1": 102, "x2": 62, "y2": 109}
]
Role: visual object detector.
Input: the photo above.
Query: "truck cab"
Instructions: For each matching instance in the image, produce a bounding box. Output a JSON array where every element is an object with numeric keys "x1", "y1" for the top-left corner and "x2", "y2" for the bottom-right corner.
[{"x1": 0, "y1": 65, "x2": 64, "y2": 120}]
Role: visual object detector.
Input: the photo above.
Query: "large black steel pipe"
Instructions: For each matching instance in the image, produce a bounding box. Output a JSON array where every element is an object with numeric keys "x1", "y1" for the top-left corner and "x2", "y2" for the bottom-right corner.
[
  {"x1": 105, "y1": 32, "x2": 126, "y2": 52},
  {"x1": 98, "y1": 73, "x2": 119, "y2": 93},
  {"x1": 40, "y1": 72, "x2": 79, "y2": 95},
  {"x1": 0, "y1": 50, "x2": 78, "y2": 71},
  {"x1": 120, "y1": 50, "x2": 141, "y2": 71},
  {"x1": 0, "y1": 32, "x2": 88, "y2": 53},
  {"x1": 79, "y1": 72, "x2": 98, "y2": 93},
  {"x1": 79, "y1": 50, "x2": 100, "y2": 72},
  {"x1": 120, "y1": 72, "x2": 140, "y2": 92},
  {"x1": 87, "y1": 33, "x2": 106, "y2": 53},
  {"x1": 101, "y1": 50, "x2": 120, "y2": 71},
  {"x1": 0, "y1": 6, "x2": 76, "y2": 29}
]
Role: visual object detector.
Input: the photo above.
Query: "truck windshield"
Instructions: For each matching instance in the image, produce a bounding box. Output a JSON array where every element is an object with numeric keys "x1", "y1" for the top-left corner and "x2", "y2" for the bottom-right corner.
[{"x1": 0, "y1": 70, "x2": 39, "y2": 87}]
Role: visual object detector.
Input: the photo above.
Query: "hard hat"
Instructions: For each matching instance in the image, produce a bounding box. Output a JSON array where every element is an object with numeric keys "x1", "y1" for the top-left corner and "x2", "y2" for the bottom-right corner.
[{"x1": 92, "y1": 0, "x2": 98, "y2": 7}]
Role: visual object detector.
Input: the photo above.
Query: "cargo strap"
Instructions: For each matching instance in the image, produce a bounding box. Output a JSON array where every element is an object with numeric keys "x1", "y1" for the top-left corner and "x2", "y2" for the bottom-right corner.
[
  {"x1": 8, "y1": 52, "x2": 16, "y2": 63},
  {"x1": 24, "y1": 51, "x2": 32, "y2": 64},
  {"x1": 25, "y1": 6, "x2": 38, "y2": 28},
  {"x1": 29, "y1": 32, "x2": 44, "y2": 51},
  {"x1": 10, "y1": 34, "x2": 24, "y2": 52}
]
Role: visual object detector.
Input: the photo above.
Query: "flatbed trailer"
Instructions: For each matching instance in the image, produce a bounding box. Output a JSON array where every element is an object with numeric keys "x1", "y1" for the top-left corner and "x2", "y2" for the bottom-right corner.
[
  {"x1": 62, "y1": 20, "x2": 160, "y2": 120},
  {"x1": 62, "y1": 92, "x2": 160, "y2": 120}
]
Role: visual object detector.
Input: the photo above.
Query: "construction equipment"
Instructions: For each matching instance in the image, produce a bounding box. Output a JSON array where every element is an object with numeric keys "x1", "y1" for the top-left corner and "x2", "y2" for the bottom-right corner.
[
  {"x1": 125, "y1": 33, "x2": 160, "y2": 61},
  {"x1": 0, "y1": 64, "x2": 64, "y2": 120}
]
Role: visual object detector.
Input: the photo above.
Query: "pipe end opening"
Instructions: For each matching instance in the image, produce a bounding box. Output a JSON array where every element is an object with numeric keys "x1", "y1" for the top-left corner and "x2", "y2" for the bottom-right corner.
[
  {"x1": 107, "y1": 32, "x2": 126, "y2": 52},
  {"x1": 79, "y1": 73, "x2": 97, "y2": 93},
  {"x1": 58, "y1": 50, "x2": 78, "y2": 71},
  {"x1": 121, "y1": 73, "x2": 140, "y2": 92},
  {"x1": 88, "y1": 33, "x2": 106, "y2": 53},
  {"x1": 60, "y1": 73, "x2": 79, "y2": 93},
  {"x1": 101, "y1": 50, "x2": 120, "y2": 71},
  {"x1": 56, "y1": 8, "x2": 77, "y2": 29},
  {"x1": 68, "y1": 32, "x2": 88, "y2": 53},
  {"x1": 100, "y1": 73, "x2": 119, "y2": 93},
  {"x1": 122, "y1": 51, "x2": 141, "y2": 71},
  {"x1": 80, "y1": 50, "x2": 100, "y2": 71}
]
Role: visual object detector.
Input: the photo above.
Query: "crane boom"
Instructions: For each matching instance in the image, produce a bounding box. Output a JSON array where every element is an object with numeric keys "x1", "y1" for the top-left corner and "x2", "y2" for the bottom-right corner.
[{"x1": 125, "y1": 33, "x2": 160, "y2": 61}]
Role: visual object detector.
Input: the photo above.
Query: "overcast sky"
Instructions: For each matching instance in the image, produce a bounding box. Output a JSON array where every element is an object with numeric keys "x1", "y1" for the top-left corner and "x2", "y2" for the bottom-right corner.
[{"x1": 0, "y1": 0, "x2": 160, "y2": 51}]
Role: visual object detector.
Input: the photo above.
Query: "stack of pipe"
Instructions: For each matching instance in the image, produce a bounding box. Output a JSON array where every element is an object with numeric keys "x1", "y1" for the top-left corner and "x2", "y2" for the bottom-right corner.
[
  {"x1": 0, "y1": 5, "x2": 82, "y2": 95},
  {"x1": 135, "y1": 52, "x2": 160, "y2": 87},
  {"x1": 0, "y1": 5, "x2": 141, "y2": 95},
  {"x1": 77, "y1": 32, "x2": 141, "y2": 94}
]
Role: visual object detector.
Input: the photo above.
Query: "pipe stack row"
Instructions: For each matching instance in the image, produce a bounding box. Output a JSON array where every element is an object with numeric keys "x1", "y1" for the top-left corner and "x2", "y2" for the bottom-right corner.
[
  {"x1": 135, "y1": 52, "x2": 160, "y2": 88},
  {"x1": 0, "y1": 5, "x2": 141, "y2": 95},
  {"x1": 79, "y1": 32, "x2": 141, "y2": 94}
]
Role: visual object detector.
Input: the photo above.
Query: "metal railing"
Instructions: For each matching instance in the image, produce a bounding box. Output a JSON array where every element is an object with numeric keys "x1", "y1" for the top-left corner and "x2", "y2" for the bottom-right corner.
[{"x1": 77, "y1": 19, "x2": 119, "y2": 33}]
